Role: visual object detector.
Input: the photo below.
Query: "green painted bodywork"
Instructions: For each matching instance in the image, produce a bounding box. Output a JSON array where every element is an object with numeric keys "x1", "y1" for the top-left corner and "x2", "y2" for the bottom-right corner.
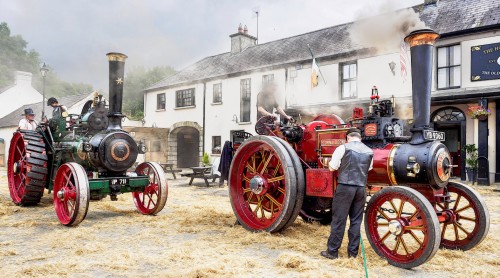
[{"x1": 37, "y1": 117, "x2": 149, "y2": 198}]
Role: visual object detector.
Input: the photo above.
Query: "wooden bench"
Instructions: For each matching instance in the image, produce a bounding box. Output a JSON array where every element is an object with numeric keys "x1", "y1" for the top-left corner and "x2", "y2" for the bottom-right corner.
[
  {"x1": 159, "y1": 163, "x2": 182, "y2": 179},
  {"x1": 181, "y1": 166, "x2": 219, "y2": 187}
]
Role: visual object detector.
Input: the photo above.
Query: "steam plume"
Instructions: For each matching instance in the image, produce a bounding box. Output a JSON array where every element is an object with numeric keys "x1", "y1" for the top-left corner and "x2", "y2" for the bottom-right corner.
[{"x1": 349, "y1": 1, "x2": 427, "y2": 53}]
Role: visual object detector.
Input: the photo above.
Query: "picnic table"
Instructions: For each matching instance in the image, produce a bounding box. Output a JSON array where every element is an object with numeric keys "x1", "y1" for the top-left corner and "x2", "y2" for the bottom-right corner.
[
  {"x1": 181, "y1": 166, "x2": 218, "y2": 187},
  {"x1": 159, "y1": 163, "x2": 182, "y2": 179}
]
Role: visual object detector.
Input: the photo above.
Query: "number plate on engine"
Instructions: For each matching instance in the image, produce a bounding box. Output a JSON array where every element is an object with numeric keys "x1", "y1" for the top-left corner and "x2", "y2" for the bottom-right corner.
[
  {"x1": 110, "y1": 178, "x2": 128, "y2": 185},
  {"x1": 424, "y1": 130, "x2": 445, "y2": 141}
]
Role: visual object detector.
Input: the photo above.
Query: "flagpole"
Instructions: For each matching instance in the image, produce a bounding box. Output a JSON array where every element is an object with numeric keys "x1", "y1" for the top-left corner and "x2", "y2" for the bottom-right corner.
[{"x1": 307, "y1": 44, "x2": 327, "y2": 85}]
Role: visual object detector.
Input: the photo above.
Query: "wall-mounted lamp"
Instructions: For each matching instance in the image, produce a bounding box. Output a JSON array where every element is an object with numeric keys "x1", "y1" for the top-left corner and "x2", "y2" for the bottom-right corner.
[
  {"x1": 388, "y1": 61, "x2": 396, "y2": 76},
  {"x1": 232, "y1": 114, "x2": 238, "y2": 123}
]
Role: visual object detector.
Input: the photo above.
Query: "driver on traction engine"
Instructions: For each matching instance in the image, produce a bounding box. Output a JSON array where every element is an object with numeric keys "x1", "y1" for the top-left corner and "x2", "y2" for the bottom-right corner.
[
  {"x1": 47, "y1": 97, "x2": 68, "y2": 119},
  {"x1": 256, "y1": 82, "x2": 292, "y2": 121}
]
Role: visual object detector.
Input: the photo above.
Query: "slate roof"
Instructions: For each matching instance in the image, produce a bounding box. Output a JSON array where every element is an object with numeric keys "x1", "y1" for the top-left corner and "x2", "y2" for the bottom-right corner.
[
  {"x1": 0, "y1": 93, "x2": 89, "y2": 128},
  {"x1": 146, "y1": 0, "x2": 500, "y2": 91}
]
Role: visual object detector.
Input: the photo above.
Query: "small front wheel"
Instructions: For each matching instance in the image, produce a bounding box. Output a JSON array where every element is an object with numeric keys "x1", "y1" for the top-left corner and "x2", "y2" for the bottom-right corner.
[
  {"x1": 132, "y1": 162, "x2": 168, "y2": 215},
  {"x1": 53, "y1": 163, "x2": 90, "y2": 226}
]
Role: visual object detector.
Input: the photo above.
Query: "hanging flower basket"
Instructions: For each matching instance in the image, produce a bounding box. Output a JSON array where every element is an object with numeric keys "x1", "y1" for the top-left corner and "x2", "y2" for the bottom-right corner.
[{"x1": 468, "y1": 105, "x2": 490, "y2": 120}]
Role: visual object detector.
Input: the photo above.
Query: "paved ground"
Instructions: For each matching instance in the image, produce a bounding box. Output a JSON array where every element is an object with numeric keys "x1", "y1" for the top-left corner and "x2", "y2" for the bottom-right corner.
[{"x1": 0, "y1": 168, "x2": 499, "y2": 277}]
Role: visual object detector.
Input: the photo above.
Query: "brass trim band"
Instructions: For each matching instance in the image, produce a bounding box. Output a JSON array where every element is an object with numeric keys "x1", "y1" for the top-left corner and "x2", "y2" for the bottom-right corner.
[
  {"x1": 106, "y1": 52, "x2": 128, "y2": 62},
  {"x1": 404, "y1": 30, "x2": 440, "y2": 47},
  {"x1": 387, "y1": 144, "x2": 399, "y2": 185}
]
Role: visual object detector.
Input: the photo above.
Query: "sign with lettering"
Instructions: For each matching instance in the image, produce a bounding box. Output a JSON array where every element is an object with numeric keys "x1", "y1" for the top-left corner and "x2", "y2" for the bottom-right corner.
[{"x1": 471, "y1": 43, "x2": 500, "y2": 81}]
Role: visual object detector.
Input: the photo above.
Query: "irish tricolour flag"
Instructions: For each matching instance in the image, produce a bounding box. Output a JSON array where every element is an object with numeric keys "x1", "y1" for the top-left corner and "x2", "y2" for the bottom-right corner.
[{"x1": 311, "y1": 58, "x2": 319, "y2": 88}]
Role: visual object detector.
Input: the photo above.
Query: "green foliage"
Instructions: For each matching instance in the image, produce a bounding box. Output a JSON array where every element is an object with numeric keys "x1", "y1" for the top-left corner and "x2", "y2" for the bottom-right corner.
[
  {"x1": 0, "y1": 21, "x2": 93, "y2": 97},
  {"x1": 202, "y1": 152, "x2": 211, "y2": 165},
  {"x1": 464, "y1": 144, "x2": 478, "y2": 169},
  {"x1": 123, "y1": 66, "x2": 176, "y2": 120},
  {"x1": 0, "y1": 22, "x2": 40, "y2": 88}
]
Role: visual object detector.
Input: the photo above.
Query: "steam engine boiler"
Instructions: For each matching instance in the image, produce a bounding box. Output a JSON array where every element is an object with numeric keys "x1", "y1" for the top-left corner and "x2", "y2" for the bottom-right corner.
[
  {"x1": 228, "y1": 29, "x2": 489, "y2": 269},
  {"x1": 7, "y1": 53, "x2": 168, "y2": 226}
]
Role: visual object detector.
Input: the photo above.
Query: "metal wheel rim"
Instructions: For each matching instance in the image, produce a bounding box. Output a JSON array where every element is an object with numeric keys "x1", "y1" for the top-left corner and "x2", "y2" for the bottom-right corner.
[
  {"x1": 437, "y1": 182, "x2": 490, "y2": 250},
  {"x1": 7, "y1": 133, "x2": 27, "y2": 204},
  {"x1": 53, "y1": 163, "x2": 89, "y2": 226},
  {"x1": 229, "y1": 138, "x2": 295, "y2": 231},
  {"x1": 132, "y1": 162, "x2": 168, "y2": 215},
  {"x1": 365, "y1": 187, "x2": 439, "y2": 267}
]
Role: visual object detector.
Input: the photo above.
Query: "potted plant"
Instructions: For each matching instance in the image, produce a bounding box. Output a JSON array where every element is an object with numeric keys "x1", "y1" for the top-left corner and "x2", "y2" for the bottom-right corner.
[
  {"x1": 468, "y1": 105, "x2": 490, "y2": 121},
  {"x1": 464, "y1": 144, "x2": 478, "y2": 183},
  {"x1": 202, "y1": 152, "x2": 211, "y2": 166}
]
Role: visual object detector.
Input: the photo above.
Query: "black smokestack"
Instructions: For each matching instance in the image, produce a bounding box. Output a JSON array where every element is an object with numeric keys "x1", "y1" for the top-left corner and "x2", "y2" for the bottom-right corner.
[
  {"x1": 404, "y1": 29, "x2": 439, "y2": 144},
  {"x1": 106, "y1": 52, "x2": 128, "y2": 130}
]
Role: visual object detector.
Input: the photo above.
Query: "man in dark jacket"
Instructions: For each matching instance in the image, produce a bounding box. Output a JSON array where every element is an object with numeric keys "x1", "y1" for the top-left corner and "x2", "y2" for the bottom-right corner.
[{"x1": 321, "y1": 128, "x2": 373, "y2": 259}]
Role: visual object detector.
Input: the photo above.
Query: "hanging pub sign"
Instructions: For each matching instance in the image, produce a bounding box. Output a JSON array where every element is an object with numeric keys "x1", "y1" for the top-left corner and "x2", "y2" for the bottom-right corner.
[{"x1": 471, "y1": 42, "x2": 500, "y2": 81}]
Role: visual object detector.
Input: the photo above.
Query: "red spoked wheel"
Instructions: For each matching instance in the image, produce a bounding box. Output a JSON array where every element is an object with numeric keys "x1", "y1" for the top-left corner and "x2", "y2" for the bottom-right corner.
[
  {"x1": 229, "y1": 136, "x2": 303, "y2": 233},
  {"x1": 132, "y1": 162, "x2": 168, "y2": 215},
  {"x1": 437, "y1": 181, "x2": 490, "y2": 250},
  {"x1": 7, "y1": 131, "x2": 48, "y2": 205},
  {"x1": 53, "y1": 163, "x2": 90, "y2": 226},
  {"x1": 365, "y1": 186, "x2": 440, "y2": 269}
]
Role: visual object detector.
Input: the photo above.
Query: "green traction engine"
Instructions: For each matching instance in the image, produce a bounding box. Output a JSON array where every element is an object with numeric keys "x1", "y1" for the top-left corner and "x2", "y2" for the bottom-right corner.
[{"x1": 7, "y1": 53, "x2": 168, "y2": 226}]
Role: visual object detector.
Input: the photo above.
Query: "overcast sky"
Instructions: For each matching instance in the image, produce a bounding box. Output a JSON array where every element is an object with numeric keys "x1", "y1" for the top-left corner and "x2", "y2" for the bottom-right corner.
[{"x1": 0, "y1": 0, "x2": 423, "y2": 90}]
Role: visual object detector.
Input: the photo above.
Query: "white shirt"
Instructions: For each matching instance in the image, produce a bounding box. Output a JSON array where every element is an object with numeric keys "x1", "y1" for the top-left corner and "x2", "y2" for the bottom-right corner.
[
  {"x1": 18, "y1": 119, "x2": 38, "y2": 131},
  {"x1": 328, "y1": 139, "x2": 373, "y2": 171}
]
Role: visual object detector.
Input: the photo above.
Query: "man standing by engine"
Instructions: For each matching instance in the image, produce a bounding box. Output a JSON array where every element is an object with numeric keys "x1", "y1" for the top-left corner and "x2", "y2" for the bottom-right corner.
[
  {"x1": 47, "y1": 97, "x2": 68, "y2": 119},
  {"x1": 321, "y1": 128, "x2": 373, "y2": 260},
  {"x1": 256, "y1": 82, "x2": 292, "y2": 121},
  {"x1": 18, "y1": 108, "x2": 38, "y2": 130}
]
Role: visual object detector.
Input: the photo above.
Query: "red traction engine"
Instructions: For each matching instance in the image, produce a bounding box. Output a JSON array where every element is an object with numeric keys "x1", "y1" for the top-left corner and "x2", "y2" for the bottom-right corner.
[{"x1": 228, "y1": 29, "x2": 490, "y2": 269}]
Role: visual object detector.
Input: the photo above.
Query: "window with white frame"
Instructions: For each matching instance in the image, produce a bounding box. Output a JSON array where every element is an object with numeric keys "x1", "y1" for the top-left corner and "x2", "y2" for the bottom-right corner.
[
  {"x1": 240, "y1": 78, "x2": 251, "y2": 122},
  {"x1": 212, "y1": 136, "x2": 221, "y2": 154},
  {"x1": 437, "y1": 45, "x2": 461, "y2": 89},
  {"x1": 157, "y1": 93, "x2": 165, "y2": 110},
  {"x1": 262, "y1": 74, "x2": 274, "y2": 87},
  {"x1": 213, "y1": 83, "x2": 222, "y2": 103},
  {"x1": 341, "y1": 62, "x2": 357, "y2": 99},
  {"x1": 176, "y1": 88, "x2": 195, "y2": 108}
]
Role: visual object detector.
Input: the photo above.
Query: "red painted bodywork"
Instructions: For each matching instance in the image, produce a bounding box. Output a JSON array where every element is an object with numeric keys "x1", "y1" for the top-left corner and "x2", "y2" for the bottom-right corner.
[
  {"x1": 305, "y1": 168, "x2": 335, "y2": 197},
  {"x1": 265, "y1": 114, "x2": 399, "y2": 198}
]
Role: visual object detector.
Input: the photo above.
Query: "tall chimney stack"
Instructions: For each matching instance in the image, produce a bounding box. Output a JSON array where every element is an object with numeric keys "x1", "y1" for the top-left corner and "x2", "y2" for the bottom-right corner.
[
  {"x1": 404, "y1": 29, "x2": 439, "y2": 144},
  {"x1": 106, "y1": 52, "x2": 128, "y2": 130}
]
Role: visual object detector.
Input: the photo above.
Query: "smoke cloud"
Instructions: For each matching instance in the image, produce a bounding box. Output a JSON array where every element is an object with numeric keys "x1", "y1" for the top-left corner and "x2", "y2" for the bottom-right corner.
[{"x1": 349, "y1": 0, "x2": 427, "y2": 53}]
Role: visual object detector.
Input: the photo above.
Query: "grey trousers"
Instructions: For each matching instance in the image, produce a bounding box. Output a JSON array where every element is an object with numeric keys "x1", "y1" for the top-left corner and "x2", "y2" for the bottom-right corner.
[{"x1": 327, "y1": 183, "x2": 366, "y2": 255}]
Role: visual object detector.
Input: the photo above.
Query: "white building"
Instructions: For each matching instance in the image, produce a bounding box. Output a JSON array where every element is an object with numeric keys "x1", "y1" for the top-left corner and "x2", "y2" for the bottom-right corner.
[
  {"x1": 143, "y1": 0, "x2": 500, "y2": 184},
  {"x1": 0, "y1": 71, "x2": 43, "y2": 118}
]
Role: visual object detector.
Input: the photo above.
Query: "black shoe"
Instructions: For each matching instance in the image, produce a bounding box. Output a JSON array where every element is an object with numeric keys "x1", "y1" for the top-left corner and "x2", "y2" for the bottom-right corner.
[
  {"x1": 320, "y1": 251, "x2": 338, "y2": 260},
  {"x1": 348, "y1": 253, "x2": 357, "y2": 258}
]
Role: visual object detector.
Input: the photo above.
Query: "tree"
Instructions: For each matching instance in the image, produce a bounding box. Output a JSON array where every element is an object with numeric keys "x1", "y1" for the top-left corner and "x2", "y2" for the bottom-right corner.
[
  {"x1": 0, "y1": 22, "x2": 40, "y2": 88},
  {"x1": 123, "y1": 66, "x2": 176, "y2": 120},
  {"x1": 0, "y1": 22, "x2": 93, "y2": 96}
]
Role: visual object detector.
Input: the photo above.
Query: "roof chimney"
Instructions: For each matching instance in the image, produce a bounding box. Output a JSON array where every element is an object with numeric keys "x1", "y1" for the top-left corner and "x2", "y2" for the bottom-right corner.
[
  {"x1": 15, "y1": 71, "x2": 33, "y2": 86},
  {"x1": 230, "y1": 23, "x2": 257, "y2": 53}
]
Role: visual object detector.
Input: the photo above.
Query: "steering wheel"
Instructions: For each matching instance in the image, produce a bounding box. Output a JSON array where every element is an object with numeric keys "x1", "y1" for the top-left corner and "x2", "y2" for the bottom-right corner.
[{"x1": 255, "y1": 116, "x2": 276, "y2": 135}]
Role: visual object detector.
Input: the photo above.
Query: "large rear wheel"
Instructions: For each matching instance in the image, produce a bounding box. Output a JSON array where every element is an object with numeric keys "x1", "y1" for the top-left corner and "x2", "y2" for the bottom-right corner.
[
  {"x1": 229, "y1": 136, "x2": 300, "y2": 233},
  {"x1": 364, "y1": 186, "x2": 440, "y2": 269},
  {"x1": 437, "y1": 181, "x2": 490, "y2": 250},
  {"x1": 7, "y1": 131, "x2": 48, "y2": 205}
]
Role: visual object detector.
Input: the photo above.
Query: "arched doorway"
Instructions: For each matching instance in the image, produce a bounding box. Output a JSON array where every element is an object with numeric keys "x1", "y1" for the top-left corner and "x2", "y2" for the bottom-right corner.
[
  {"x1": 431, "y1": 107, "x2": 466, "y2": 180},
  {"x1": 176, "y1": 127, "x2": 200, "y2": 168}
]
